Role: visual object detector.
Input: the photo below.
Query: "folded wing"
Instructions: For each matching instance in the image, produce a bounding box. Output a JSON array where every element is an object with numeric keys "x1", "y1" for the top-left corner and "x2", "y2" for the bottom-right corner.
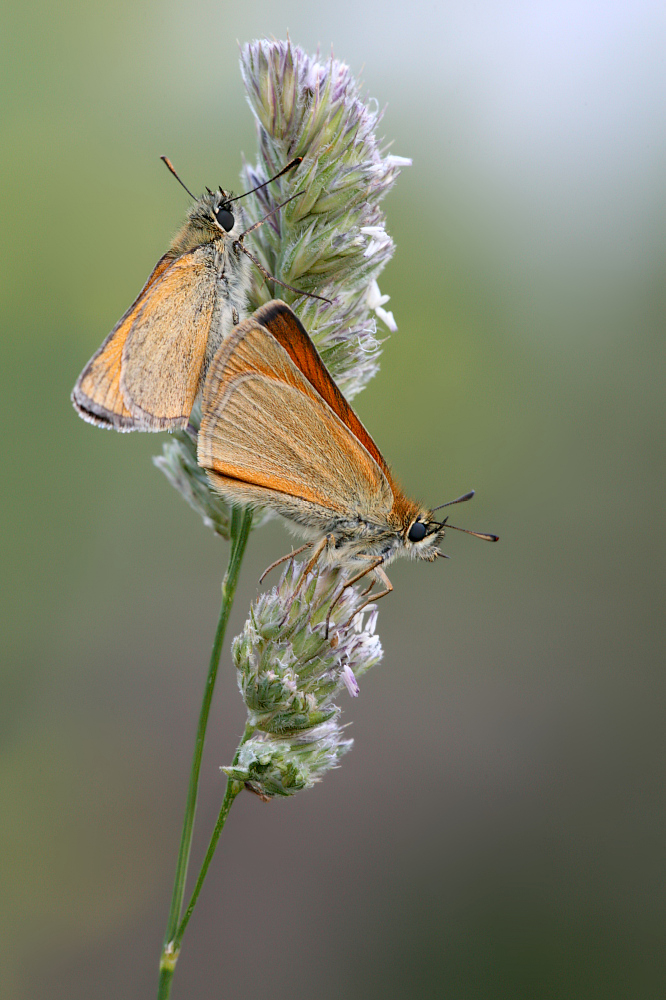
[
  {"x1": 72, "y1": 247, "x2": 217, "y2": 431},
  {"x1": 198, "y1": 317, "x2": 393, "y2": 529},
  {"x1": 252, "y1": 300, "x2": 393, "y2": 480}
]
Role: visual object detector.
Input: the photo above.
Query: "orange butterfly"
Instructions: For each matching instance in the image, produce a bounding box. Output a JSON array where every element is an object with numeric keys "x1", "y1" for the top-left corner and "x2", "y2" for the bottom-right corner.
[
  {"x1": 198, "y1": 300, "x2": 498, "y2": 622},
  {"x1": 71, "y1": 158, "x2": 320, "y2": 432}
]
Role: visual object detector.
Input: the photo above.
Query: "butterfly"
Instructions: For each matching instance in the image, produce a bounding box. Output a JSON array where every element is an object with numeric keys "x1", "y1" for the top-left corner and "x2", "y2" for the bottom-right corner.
[
  {"x1": 71, "y1": 157, "x2": 323, "y2": 432},
  {"x1": 197, "y1": 300, "x2": 498, "y2": 625}
]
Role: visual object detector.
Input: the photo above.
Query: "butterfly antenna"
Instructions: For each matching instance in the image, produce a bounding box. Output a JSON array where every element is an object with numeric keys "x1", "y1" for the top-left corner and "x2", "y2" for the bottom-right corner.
[
  {"x1": 436, "y1": 517, "x2": 499, "y2": 542},
  {"x1": 160, "y1": 156, "x2": 197, "y2": 200},
  {"x1": 227, "y1": 157, "x2": 303, "y2": 204},
  {"x1": 431, "y1": 490, "x2": 476, "y2": 513}
]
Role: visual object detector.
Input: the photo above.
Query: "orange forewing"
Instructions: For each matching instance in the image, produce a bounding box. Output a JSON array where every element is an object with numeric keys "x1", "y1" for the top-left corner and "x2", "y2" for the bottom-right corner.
[
  {"x1": 252, "y1": 301, "x2": 392, "y2": 480},
  {"x1": 73, "y1": 247, "x2": 216, "y2": 431},
  {"x1": 250, "y1": 301, "x2": 419, "y2": 526},
  {"x1": 198, "y1": 317, "x2": 393, "y2": 522},
  {"x1": 72, "y1": 253, "x2": 175, "y2": 429},
  {"x1": 119, "y1": 248, "x2": 217, "y2": 428}
]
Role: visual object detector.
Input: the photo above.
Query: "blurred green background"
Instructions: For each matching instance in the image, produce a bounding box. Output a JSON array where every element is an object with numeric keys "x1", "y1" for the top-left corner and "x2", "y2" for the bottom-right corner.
[{"x1": 1, "y1": 2, "x2": 664, "y2": 997}]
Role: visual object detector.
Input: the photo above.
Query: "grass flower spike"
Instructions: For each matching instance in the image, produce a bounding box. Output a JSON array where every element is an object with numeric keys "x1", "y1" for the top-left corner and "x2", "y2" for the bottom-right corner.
[
  {"x1": 225, "y1": 560, "x2": 382, "y2": 797},
  {"x1": 240, "y1": 38, "x2": 410, "y2": 399}
]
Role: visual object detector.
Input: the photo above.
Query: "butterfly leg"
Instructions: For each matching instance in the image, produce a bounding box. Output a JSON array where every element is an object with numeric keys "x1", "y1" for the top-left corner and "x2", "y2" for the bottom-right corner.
[
  {"x1": 259, "y1": 542, "x2": 312, "y2": 584},
  {"x1": 325, "y1": 557, "x2": 384, "y2": 638},
  {"x1": 293, "y1": 534, "x2": 335, "y2": 596},
  {"x1": 280, "y1": 535, "x2": 335, "y2": 623},
  {"x1": 337, "y1": 566, "x2": 394, "y2": 634}
]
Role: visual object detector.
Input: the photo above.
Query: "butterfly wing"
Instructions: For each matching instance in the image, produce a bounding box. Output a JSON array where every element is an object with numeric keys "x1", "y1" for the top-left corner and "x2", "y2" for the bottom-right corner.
[
  {"x1": 72, "y1": 254, "x2": 173, "y2": 429},
  {"x1": 252, "y1": 300, "x2": 393, "y2": 480},
  {"x1": 255, "y1": 301, "x2": 421, "y2": 528},
  {"x1": 72, "y1": 247, "x2": 217, "y2": 431},
  {"x1": 198, "y1": 316, "x2": 394, "y2": 530},
  {"x1": 120, "y1": 248, "x2": 218, "y2": 429}
]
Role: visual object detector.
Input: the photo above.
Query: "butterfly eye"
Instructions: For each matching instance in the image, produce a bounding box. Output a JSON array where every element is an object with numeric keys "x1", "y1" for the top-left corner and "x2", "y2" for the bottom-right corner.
[
  {"x1": 408, "y1": 521, "x2": 427, "y2": 542},
  {"x1": 214, "y1": 206, "x2": 235, "y2": 232}
]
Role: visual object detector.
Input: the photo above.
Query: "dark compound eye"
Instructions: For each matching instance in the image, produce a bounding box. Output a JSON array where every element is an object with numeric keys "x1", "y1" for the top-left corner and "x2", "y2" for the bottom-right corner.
[
  {"x1": 408, "y1": 520, "x2": 427, "y2": 542},
  {"x1": 214, "y1": 206, "x2": 235, "y2": 232}
]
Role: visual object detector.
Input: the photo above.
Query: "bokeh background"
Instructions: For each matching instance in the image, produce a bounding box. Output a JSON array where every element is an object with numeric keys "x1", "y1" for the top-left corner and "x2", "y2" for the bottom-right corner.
[{"x1": 1, "y1": 2, "x2": 664, "y2": 997}]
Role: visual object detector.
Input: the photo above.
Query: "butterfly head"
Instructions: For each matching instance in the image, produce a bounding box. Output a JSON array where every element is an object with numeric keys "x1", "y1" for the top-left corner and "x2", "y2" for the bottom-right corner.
[
  {"x1": 207, "y1": 189, "x2": 240, "y2": 235},
  {"x1": 402, "y1": 512, "x2": 447, "y2": 562},
  {"x1": 400, "y1": 490, "x2": 499, "y2": 563},
  {"x1": 170, "y1": 190, "x2": 244, "y2": 255},
  {"x1": 200, "y1": 188, "x2": 245, "y2": 238}
]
